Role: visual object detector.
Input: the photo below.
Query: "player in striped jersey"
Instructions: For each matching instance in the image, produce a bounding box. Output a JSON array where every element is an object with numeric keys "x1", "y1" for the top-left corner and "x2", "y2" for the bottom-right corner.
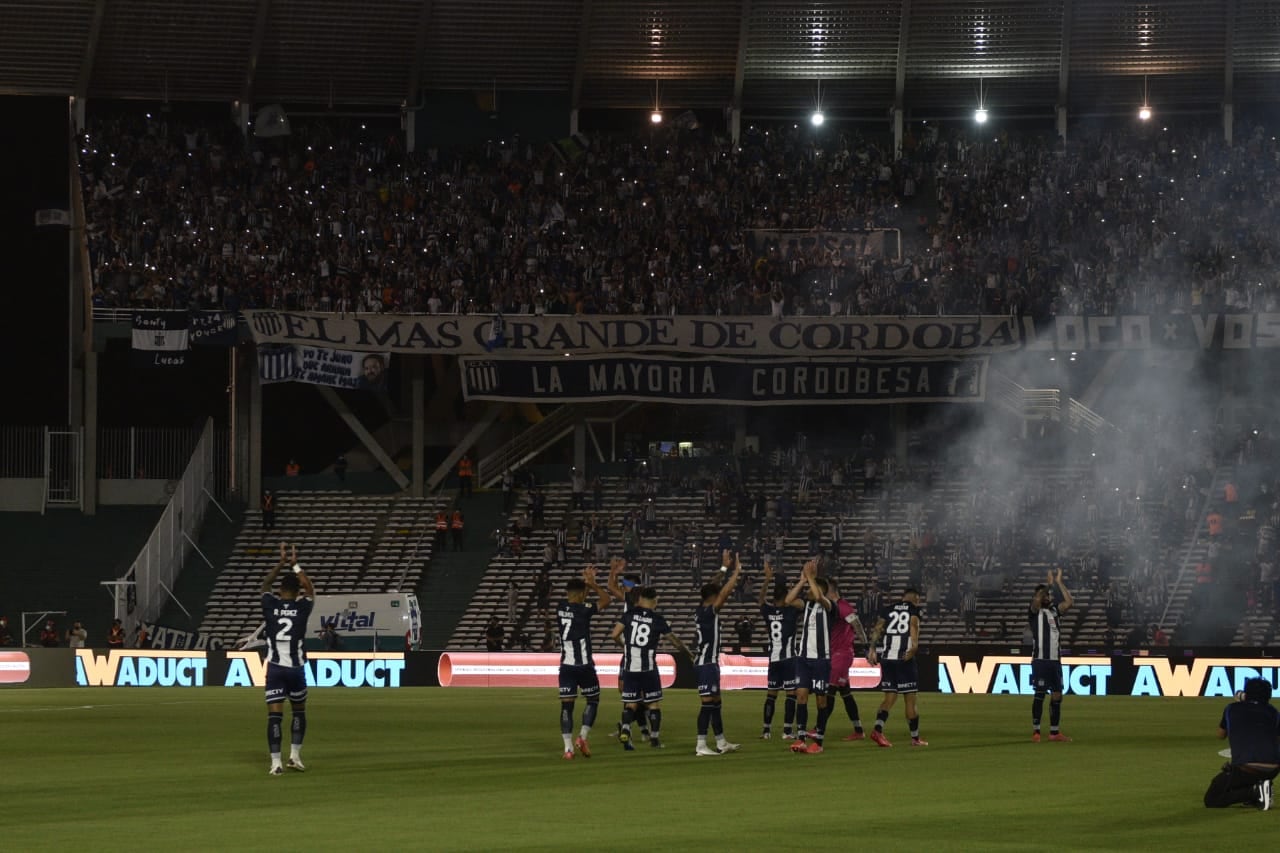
[
  {"x1": 555, "y1": 563, "x2": 616, "y2": 760},
  {"x1": 867, "y1": 588, "x2": 924, "y2": 747},
  {"x1": 785, "y1": 558, "x2": 833, "y2": 754},
  {"x1": 610, "y1": 586, "x2": 692, "y2": 750},
  {"x1": 607, "y1": 566, "x2": 652, "y2": 742},
  {"x1": 825, "y1": 579, "x2": 868, "y2": 741},
  {"x1": 260, "y1": 544, "x2": 315, "y2": 775},
  {"x1": 1029, "y1": 568, "x2": 1074, "y2": 742},
  {"x1": 693, "y1": 550, "x2": 743, "y2": 756},
  {"x1": 758, "y1": 560, "x2": 801, "y2": 740}
]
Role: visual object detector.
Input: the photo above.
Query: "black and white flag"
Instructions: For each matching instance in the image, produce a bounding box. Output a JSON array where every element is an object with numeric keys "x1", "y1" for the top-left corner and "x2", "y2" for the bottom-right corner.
[{"x1": 131, "y1": 311, "x2": 190, "y2": 368}]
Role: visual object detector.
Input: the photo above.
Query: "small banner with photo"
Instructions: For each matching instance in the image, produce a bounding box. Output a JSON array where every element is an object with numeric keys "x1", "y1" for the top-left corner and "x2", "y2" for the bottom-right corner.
[
  {"x1": 131, "y1": 310, "x2": 190, "y2": 368},
  {"x1": 258, "y1": 344, "x2": 390, "y2": 391}
]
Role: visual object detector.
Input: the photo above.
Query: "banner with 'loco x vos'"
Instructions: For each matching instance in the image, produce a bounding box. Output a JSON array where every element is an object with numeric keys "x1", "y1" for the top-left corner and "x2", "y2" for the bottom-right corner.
[{"x1": 459, "y1": 355, "x2": 987, "y2": 405}]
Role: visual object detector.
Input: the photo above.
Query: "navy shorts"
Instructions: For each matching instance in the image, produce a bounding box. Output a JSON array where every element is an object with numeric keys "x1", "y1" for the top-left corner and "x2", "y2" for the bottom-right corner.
[
  {"x1": 620, "y1": 670, "x2": 663, "y2": 704},
  {"x1": 1032, "y1": 659, "x2": 1064, "y2": 694},
  {"x1": 559, "y1": 664, "x2": 600, "y2": 700},
  {"x1": 794, "y1": 657, "x2": 830, "y2": 693},
  {"x1": 265, "y1": 663, "x2": 308, "y2": 705},
  {"x1": 879, "y1": 658, "x2": 918, "y2": 694},
  {"x1": 696, "y1": 663, "x2": 721, "y2": 697},
  {"x1": 767, "y1": 658, "x2": 798, "y2": 691}
]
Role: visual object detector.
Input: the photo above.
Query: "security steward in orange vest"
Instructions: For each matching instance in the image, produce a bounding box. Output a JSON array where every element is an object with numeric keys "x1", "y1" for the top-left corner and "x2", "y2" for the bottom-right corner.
[
  {"x1": 458, "y1": 454, "x2": 474, "y2": 499},
  {"x1": 108, "y1": 619, "x2": 126, "y2": 648},
  {"x1": 434, "y1": 510, "x2": 449, "y2": 550},
  {"x1": 262, "y1": 490, "x2": 276, "y2": 530},
  {"x1": 450, "y1": 509, "x2": 465, "y2": 551}
]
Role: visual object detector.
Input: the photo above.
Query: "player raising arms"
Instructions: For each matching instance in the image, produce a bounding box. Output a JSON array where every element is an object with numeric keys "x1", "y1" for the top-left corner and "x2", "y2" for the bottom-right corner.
[
  {"x1": 786, "y1": 558, "x2": 833, "y2": 754},
  {"x1": 1030, "y1": 568, "x2": 1074, "y2": 742},
  {"x1": 260, "y1": 543, "x2": 315, "y2": 775},
  {"x1": 758, "y1": 560, "x2": 801, "y2": 740},
  {"x1": 825, "y1": 578, "x2": 868, "y2": 741},
  {"x1": 693, "y1": 550, "x2": 743, "y2": 756},
  {"x1": 556, "y1": 562, "x2": 616, "y2": 759},
  {"x1": 610, "y1": 585, "x2": 692, "y2": 751},
  {"x1": 607, "y1": 565, "x2": 651, "y2": 743},
  {"x1": 867, "y1": 588, "x2": 924, "y2": 747}
]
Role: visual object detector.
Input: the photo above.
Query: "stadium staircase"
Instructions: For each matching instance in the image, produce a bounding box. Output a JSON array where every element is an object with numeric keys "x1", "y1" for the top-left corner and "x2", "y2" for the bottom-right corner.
[
  {"x1": 197, "y1": 490, "x2": 451, "y2": 647},
  {"x1": 1159, "y1": 464, "x2": 1234, "y2": 639},
  {"x1": 418, "y1": 491, "x2": 507, "y2": 650}
]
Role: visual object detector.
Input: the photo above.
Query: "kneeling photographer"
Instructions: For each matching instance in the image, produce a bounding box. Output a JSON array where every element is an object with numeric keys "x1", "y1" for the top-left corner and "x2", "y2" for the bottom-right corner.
[{"x1": 1204, "y1": 678, "x2": 1280, "y2": 810}]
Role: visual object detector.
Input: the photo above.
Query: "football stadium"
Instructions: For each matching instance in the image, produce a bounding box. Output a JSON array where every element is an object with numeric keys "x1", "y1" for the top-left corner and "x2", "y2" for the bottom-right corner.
[{"x1": 3, "y1": 1, "x2": 1280, "y2": 848}]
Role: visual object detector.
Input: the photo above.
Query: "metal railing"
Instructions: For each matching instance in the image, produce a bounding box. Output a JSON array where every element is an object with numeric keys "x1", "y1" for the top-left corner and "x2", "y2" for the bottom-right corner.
[
  {"x1": 0, "y1": 426, "x2": 47, "y2": 477},
  {"x1": 108, "y1": 419, "x2": 218, "y2": 634},
  {"x1": 98, "y1": 426, "x2": 203, "y2": 480}
]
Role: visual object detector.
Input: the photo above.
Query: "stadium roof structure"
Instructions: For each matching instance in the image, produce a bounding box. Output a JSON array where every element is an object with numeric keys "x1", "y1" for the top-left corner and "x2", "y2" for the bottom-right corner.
[{"x1": 0, "y1": 0, "x2": 1274, "y2": 116}]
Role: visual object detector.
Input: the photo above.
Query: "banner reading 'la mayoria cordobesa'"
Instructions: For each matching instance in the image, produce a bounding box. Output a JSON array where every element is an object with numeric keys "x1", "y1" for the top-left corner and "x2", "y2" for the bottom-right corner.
[{"x1": 240, "y1": 311, "x2": 1280, "y2": 356}]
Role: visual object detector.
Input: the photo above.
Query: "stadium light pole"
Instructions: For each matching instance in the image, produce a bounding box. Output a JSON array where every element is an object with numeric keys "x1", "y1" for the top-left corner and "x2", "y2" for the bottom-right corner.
[
  {"x1": 974, "y1": 76, "x2": 989, "y2": 124},
  {"x1": 650, "y1": 79, "x2": 663, "y2": 126},
  {"x1": 1138, "y1": 75, "x2": 1152, "y2": 122},
  {"x1": 810, "y1": 79, "x2": 825, "y2": 127}
]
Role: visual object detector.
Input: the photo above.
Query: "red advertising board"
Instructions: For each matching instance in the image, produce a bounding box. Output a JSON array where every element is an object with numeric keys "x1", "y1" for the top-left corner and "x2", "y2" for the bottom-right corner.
[
  {"x1": 0, "y1": 650, "x2": 32, "y2": 684},
  {"x1": 438, "y1": 653, "x2": 677, "y2": 688},
  {"x1": 719, "y1": 655, "x2": 882, "y2": 690}
]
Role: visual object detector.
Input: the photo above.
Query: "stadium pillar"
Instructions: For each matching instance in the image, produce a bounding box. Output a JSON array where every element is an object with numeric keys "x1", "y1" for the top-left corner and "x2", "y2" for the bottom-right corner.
[
  {"x1": 573, "y1": 418, "x2": 587, "y2": 472},
  {"x1": 411, "y1": 356, "x2": 425, "y2": 497},
  {"x1": 892, "y1": 108, "x2": 904, "y2": 158},
  {"x1": 1224, "y1": 0, "x2": 1235, "y2": 146},
  {"x1": 893, "y1": 404, "x2": 908, "y2": 466},
  {"x1": 892, "y1": 0, "x2": 910, "y2": 156},
  {"x1": 82, "y1": 351, "x2": 98, "y2": 515},
  {"x1": 569, "y1": 109, "x2": 579, "y2": 137},
  {"x1": 248, "y1": 356, "x2": 263, "y2": 505},
  {"x1": 1057, "y1": 0, "x2": 1073, "y2": 141},
  {"x1": 730, "y1": 109, "x2": 741, "y2": 146}
]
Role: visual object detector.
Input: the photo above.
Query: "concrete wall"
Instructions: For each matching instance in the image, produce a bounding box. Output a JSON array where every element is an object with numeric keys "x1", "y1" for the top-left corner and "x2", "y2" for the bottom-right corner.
[
  {"x1": 0, "y1": 478, "x2": 43, "y2": 511},
  {"x1": 98, "y1": 479, "x2": 170, "y2": 506}
]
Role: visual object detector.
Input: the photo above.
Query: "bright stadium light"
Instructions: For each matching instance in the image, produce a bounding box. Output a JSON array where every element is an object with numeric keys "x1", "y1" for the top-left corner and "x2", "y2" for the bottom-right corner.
[
  {"x1": 650, "y1": 111, "x2": 663, "y2": 124},
  {"x1": 1138, "y1": 76, "x2": 1153, "y2": 122},
  {"x1": 810, "y1": 110, "x2": 825, "y2": 126},
  {"x1": 974, "y1": 77, "x2": 989, "y2": 124}
]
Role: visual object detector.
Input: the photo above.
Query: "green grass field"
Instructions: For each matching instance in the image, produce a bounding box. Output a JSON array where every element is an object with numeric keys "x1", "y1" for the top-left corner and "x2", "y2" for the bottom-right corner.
[{"x1": 1, "y1": 688, "x2": 1267, "y2": 850}]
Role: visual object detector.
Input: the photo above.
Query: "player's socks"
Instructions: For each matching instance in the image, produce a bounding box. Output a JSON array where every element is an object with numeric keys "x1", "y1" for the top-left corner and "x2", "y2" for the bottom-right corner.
[
  {"x1": 874, "y1": 709, "x2": 889, "y2": 731},
  {"x1": 795, "y1": 703, "x2": 809, "y2": 740},
  {"x1": 698, "y1": 704, "x2": 712, "y2": 737},
  {"x1": 814, "y1": 702, "x2": 833, "y2": 742},
  {"x1": 561, "y1": 701, "x2": 575, "y2": 736},
  {"x1": 908, "y1": 715, "x2": 921, "y2": 739},
  {"x1": 784, "y1": 694, "x2": 797, "y2": 735},
  {"x1": 710, "y1": 702, "x2": 725, "y2": 738},
  {"x1": 1049, "y1": 700, "x2": 1062, "y2": 734},
  {"x1": 763, "y1": 695, "x2": 776, "y2": 731},
  {"x1": 841, "y1": 690, "x2": 863, "y2": 732},
  {"x1": 563, "y1": 733, "x2": 574, "y2": 751},
  {"x1": 291, "y1": 709, "x2": 306, "y2": 750},
  {"x1": 582, "y1": 698, "x2": 598, "y2": 736},
  {"x1": 268, "y1": 711, "x2": 283, "y2": 760},
  {"x1": 637, "y1": 703, "x2": 650, "y2": 737},
  {"x1": 1032, "y1": 691, "x2": 1045, "y2": 730},
  {"x1": 620, "y1": 708, "x2": 635, "y2": 748},
  {"x1": 647, "y1": 708, "x2": 661, "y2": 743}
]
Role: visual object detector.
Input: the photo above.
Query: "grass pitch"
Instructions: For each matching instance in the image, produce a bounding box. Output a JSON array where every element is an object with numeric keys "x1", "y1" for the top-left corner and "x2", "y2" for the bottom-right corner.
[{"x1": 0, "y1": 688, "x2": 1265, "y2": 850}]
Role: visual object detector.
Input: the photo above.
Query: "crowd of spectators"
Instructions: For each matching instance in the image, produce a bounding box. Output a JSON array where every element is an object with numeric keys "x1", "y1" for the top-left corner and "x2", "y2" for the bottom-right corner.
[{"x1": 80, "y1": 112, "x2": 1280, "y2": 321}]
